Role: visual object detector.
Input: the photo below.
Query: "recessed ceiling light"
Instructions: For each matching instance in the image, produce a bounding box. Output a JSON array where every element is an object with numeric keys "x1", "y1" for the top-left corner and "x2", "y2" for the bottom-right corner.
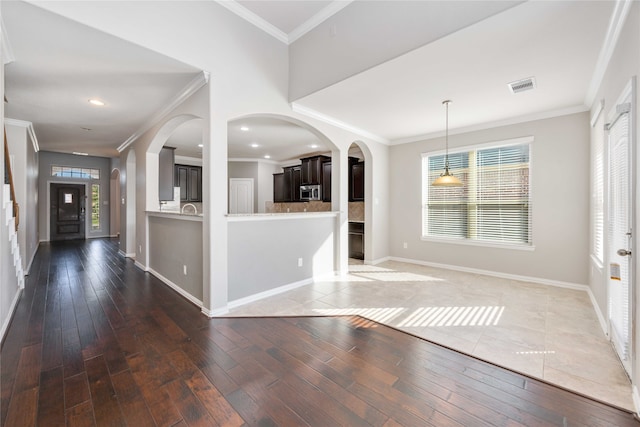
[
  {"x1": 264, "y1": 155, "x2": 271, "y2": 159},
  {"x1": 88, "y1": 98, "x2": 105, "y2": 106},
  {"x1": 198, "y1": 144, "x2": 204, "y2": 148},
  {"x1": 240, "y1": 126, "x2": 249, "y2": 131},
  {"x1": 72, "y1": 152, "x2": 89, "y2": 156},
  {"x1": 250, "y1": 143, "x2": 259, "y2": 148},
  {"x1": 310, "y1": 144, "x2": 318, "y2": 149}
]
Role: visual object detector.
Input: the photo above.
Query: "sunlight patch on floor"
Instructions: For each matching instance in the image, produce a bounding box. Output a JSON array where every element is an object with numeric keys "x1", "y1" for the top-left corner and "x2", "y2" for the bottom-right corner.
[
  {"x1": 396, "y1": 306, "x2": 505, "y2": 327},
  {"x1": 351, "y1": 272, "x2": 445, "y2": 282},
  {"x1": 313, "y1": 307, "x2": 407, "y2": 324}
]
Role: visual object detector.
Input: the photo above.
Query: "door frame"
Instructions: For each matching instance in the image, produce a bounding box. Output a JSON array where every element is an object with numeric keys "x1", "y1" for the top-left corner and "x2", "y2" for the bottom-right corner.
[
  {"x1": 605, "y1": 77, "x2": 636, "y2": 378},
  {"x1": 47, "y1": 180, "x2": 89, "y2": 241}
]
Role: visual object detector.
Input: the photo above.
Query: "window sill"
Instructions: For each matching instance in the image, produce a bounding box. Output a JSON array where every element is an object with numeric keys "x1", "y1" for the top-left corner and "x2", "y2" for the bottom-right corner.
[{"x1": 421, "y1": 236, "x2": 535, "y2": 251}]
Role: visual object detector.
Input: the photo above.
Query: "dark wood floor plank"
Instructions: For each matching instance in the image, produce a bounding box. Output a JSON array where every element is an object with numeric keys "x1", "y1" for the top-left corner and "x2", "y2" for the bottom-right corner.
[
  {"x1": 37, "y1": 367, "x2": 65, "y2": 427},
  {"x1": 2, "y1": 239, "x2": 638, "y2": 427}
]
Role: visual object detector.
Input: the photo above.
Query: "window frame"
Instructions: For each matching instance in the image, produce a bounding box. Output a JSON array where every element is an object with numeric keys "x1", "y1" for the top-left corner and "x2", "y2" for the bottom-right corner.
[
  {"x1": 421, "y1": 136, "x2": 535, "y2": 251},
  {"x1": 91, "y1": 184, "x2": 101, "y2": 231}
]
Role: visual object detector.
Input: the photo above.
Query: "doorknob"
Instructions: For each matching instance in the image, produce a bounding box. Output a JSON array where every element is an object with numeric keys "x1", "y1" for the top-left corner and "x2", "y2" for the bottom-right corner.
[{"x1": 617, "y1": 249, "x2": 632, "y2": 257}]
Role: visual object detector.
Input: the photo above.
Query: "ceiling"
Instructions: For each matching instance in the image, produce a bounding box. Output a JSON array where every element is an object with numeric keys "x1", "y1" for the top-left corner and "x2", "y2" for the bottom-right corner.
[{"x1": 2, "y1": 1, "x2": 620, "y2": 161}]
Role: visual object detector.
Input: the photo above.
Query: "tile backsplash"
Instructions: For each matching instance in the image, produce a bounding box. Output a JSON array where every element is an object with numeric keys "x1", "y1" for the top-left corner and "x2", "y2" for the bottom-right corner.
[
  {"x1": 266, "y1": 201, "x2": 331, "y2": 213},
  {"x1": 349, "y1": 202, "x2": 364, "y2": 221}
]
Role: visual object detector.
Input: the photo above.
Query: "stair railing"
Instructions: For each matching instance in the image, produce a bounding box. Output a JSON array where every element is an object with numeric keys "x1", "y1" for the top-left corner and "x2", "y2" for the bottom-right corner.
[{"x1": 4, "y1": 129, "x2": 19, "y2": 232}]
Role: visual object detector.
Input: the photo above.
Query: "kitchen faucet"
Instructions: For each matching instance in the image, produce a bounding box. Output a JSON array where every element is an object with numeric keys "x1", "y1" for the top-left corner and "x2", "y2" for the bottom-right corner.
[{"x1": 181, "y1": 203, "x2": 198, "y2": 214}]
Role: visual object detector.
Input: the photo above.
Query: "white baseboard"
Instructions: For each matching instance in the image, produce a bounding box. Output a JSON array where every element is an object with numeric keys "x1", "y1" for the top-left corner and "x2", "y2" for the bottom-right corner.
[
  {"x1": 24, "y1": 244, "x2": 39, "y2": 276},
  {"x1": 148, "y1": 267, "x2": 203, "y2": 308},
  {"x1": 202, "y1": 306, "x2": 229, "y2": 318},
  {"x1": 0, "y1": 287, "x2": 22, "y2": 342},
  {"x1": 633, "y1": 386, "x2": 640, "y2": 416},
  {"x1": 134, "y1": 260, "x2": 147, "y2": 272},
  {"x1": 228, "y1": 277, "x2": 314, "y2": 309},
  {"x1": 366, "y1": 256, "x2": 391, "y2": 266},
  {"x1": 586, "y1": 287, "x2": 608, "y2": 336},
  {"x1": 388, "y1": 256, "x2": 588, "y2": 291}
]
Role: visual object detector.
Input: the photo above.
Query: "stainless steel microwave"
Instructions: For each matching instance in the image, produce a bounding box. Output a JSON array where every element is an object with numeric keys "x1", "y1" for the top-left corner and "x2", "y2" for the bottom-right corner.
[{"x1": 300, "y1": 185, "x2": 321, "y2": 201}]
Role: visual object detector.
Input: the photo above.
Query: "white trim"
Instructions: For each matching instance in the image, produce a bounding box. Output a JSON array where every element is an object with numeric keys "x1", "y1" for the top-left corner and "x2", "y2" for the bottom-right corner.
[
  {"x1": 201, "y1": 306, "x2": 229, "y2": 318},
  {"x1": 590, "y1": 253, "x2": 604, "y2": 271},
  {"x1": 215, "y1": 0, "x2": 288, "y2": 44},
  {"x1": 392, "y1": 105, "x2": 588, "y2": 146},
  {"x1": 148, "y1": 267, "x2": 203, "y2": 308},
  {"x1": 289, "y1": 1, "x2": 354, "y2": 43},
  {"x1": 421, "y1": 236, "x2": 535, "y2": 252},
  {"x1": 633, "y1": 385, "x2": 640, "y2": 415},
  {"x1": 227, "y1": 211, "x2": 339, "y2": 222},
  {"x1": 4, "y1": 118, "x2": 39, "y2": 152},
  {"x1": 228, "y1": 277, "x2": 314, "y2": 309},
  {"x1": 389, "y1": 256, "x2": 589, "y2": 291},
  {"x1": 134, "y1": 260, "x2": 147, "y2": 271},
  {"x1": 228, "y1": 157, "x2": 279, "y2": 165},
  {"x1": 365, "y1": 256, "x2": 391, "y2": 266},
  {"x1": 117, "y1": 71, "x2": 210, "y2": 153},
  {"x1": 585, "y1": 0, "x2": 633, "y2": 106},
  {"x1": 586, "y1": 286, "x2": 608, "y2": 335},
  {"x1": 0, "y1": 288, "x2": 22, "y2": 341},
  {"x1": 291, "y1": 102, "x2": 389, "y2": 144},
  {"x1": 591, "y1": 99, "x2": 605, "y2": 128},
  {"x1": 174, "y1": 155, "x2": 203, "y2": 167},
  {"x1": 122, "y1": 252, "x2": 136, "y2": 258},
  {"x1": 1, "y1": 17, "x2": 15, "y2": 65}
]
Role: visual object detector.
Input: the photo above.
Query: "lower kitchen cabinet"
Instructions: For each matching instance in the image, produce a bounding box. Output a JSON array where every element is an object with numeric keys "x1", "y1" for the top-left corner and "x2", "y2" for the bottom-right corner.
[{"x1": 348, "y1": 222, "x2": 364, "y2": 259}]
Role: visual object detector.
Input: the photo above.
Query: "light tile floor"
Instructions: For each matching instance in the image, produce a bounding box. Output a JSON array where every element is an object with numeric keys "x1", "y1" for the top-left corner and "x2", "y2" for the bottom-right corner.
[{"x1": 226, "y1": 259, "x2": 634, "y2": 410}]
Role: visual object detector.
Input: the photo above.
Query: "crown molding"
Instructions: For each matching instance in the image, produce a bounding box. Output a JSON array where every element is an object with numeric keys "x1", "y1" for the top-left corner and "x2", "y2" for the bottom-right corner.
[
  {"x1": 216, "y1": 0, "x2": 288, "y2": 44},
  {"x1": 291, "y1": 102, "x2": 389, "y2": 145},
  {"x1": 117, "y1": 71, "x2": 209, "y2": 153},
  {"x1": 390, "y1": 105, "x2": 589, "y2": 146},
  {"x1": 289, "y1": 1, "x2": 354, "y2": 43},
  {"x1": 1, "y1": 18, "x2": 15, "y2": 65},
  {"x1": 228, "y1": 157, "x2": 279, "y2": 165},
  {"x1": 584, "y1": 0, "x2": 633, "y2": 106},
  {"x1": 4, "y1": 118, "x2": 39, "y2": 152}
]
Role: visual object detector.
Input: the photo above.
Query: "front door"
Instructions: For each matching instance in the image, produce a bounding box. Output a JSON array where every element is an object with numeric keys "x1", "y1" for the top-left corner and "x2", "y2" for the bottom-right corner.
[
  {"x1": 607, "y1": 84, "x2": 634, "y2": 377},
  {"x1": 50, "y1": 183, "x2": 86, "y2": 241}
]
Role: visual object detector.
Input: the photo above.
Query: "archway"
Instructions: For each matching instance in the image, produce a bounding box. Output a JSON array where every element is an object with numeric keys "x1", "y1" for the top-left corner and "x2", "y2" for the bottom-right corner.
[{"x1": 110, "y1": 168, "x2": 120, "y2": 237}]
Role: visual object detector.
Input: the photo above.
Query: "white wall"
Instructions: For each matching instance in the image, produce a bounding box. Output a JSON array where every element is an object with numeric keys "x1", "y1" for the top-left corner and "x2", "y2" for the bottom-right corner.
[
  {"x1": 5, "y1": 122, "x2": 39, "y2": 272},
  {"x1": 588, "y1": 1, "x2": 640, "y2": 406},
  {"x1": 389, "y1": 112, "x2": 590, "y2": 286}
]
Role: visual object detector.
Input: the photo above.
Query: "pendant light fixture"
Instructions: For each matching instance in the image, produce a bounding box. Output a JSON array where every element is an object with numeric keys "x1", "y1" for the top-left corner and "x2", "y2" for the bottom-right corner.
[{"x1": 432, "y1": 100, "x2": 463, "y2": 187}]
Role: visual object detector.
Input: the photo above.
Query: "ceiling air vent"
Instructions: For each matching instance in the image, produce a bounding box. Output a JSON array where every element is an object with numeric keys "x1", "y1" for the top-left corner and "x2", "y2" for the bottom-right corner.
[{"x1": 508, "y1": 77, "x2": 536, "y2": 94}]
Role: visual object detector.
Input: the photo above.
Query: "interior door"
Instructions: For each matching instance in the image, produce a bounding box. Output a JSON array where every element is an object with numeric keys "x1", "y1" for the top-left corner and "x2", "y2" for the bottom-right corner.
[
  {"x1": 607, "y1": 94, "x2": 633, "y2": 377},
  {"x1": 229, "y1": 178, "x2": 254, "y2": 214},
  {"x1": 50, "y1": 183, "x2": 86, "y2": 241}
]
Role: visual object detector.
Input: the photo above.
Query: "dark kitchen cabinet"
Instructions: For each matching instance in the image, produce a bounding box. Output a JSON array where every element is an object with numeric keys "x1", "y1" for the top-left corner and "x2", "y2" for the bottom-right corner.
[
  {"x1": 275, "y1": 165, "x2": 302, "y2": 202},
  {"x1": 350, "y1": 161, "x2": 365, "y2": 201},
  {"x1": 349, "y1": 222, "x2": 364, "y2": 259},
  {"x1": 273, "y1": 173, "x2": 285, "y2": 202},
  {"x1": 159, "y1": 147, "x2": 175, "y2": 201},
  {"x1": 322, "y1": 161, "x2": 331, "y2": 202},
  {"x1": 301, "y1": 155, "x2": 330, "y2": 185},
  {"x1": 175, "y1": 164, "x2": 202, "y2": 202}
]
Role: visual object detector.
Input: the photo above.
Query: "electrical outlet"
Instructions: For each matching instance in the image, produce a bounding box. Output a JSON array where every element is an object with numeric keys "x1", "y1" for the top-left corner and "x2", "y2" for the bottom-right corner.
[
  {"x1": 403, "y1": 242, "x2": 408, "y2": 249},
  {"x1": 183, "y1": 265, "x2": 187, "y2": 275},
  {"x1": 139, "y1": 245, "x2": 142, "y2": 253},
  {"x1": 298, "y1": 258, "x2": 303, "y2": 267}
]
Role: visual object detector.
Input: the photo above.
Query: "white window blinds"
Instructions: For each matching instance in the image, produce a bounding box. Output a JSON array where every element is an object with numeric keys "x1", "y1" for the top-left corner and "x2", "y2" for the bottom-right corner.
[
  {"x1": 423, "y1": 139, "x2": 532, "y2": 246},
  {"x1": 592, "y1": 117, "x2": 605, "y2": 264}
]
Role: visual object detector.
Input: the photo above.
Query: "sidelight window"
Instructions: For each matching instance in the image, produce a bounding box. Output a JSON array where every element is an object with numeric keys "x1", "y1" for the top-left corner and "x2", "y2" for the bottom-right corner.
[
  {"x1": 91, "y1": 184, "x2": 100, "y2": 230},
  {"x1": 422, "y1": 137, "x2": 532, "y2": 247}
]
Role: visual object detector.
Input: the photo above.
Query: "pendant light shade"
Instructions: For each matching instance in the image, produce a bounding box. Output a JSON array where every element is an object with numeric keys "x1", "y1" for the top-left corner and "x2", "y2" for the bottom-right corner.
[{"x1": 432, "y1": 100, "x2": 463, "y2": 187}]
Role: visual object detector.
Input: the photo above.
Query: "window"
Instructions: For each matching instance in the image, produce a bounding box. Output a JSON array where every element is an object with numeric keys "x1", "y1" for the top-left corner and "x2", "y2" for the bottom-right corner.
[
  {"x1": 591, "y1": 117, "x2": 605, "y2": 265},
  {"x1": 51, "y1": 166, "x2": 100, "y2": 179},
  {"x1": 422, "y1": 138, "x2": 532, "y2": 247},
  {"x1": 91, "y1": 184, "x2": 100, "y2": 231}
]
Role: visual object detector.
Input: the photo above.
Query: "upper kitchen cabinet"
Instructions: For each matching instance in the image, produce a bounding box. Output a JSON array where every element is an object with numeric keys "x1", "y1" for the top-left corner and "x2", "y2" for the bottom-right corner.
[
  {"x1": 350, "y1": 159, "x2": 365, "y2": 201},
  {"x1": 273, "y1": 173, "x2": 286, "y2": 203},
  {"x1": 175, "y1": 164, "x2": 202, "y2": 202},
  {"x1": 322, "y1": 161, "x2": 331, "y2": 202},
  {"x1": 159, "y1": 146, "x2": 175, "y2": 201},
  {"x1": 301, "y1": 155, "x2": 330, "y2": 185}
]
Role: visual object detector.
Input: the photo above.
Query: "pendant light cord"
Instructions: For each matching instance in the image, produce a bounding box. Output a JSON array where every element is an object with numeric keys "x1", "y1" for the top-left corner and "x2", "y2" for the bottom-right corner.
[{"x1": 443, "y1": 100, "x2": 451, "y2": 171}]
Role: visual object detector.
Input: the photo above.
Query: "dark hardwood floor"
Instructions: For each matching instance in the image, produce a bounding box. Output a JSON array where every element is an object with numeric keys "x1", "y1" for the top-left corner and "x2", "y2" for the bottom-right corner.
[{"x1": 1, "y1": 238, "x2": 638, "y2": 426}]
